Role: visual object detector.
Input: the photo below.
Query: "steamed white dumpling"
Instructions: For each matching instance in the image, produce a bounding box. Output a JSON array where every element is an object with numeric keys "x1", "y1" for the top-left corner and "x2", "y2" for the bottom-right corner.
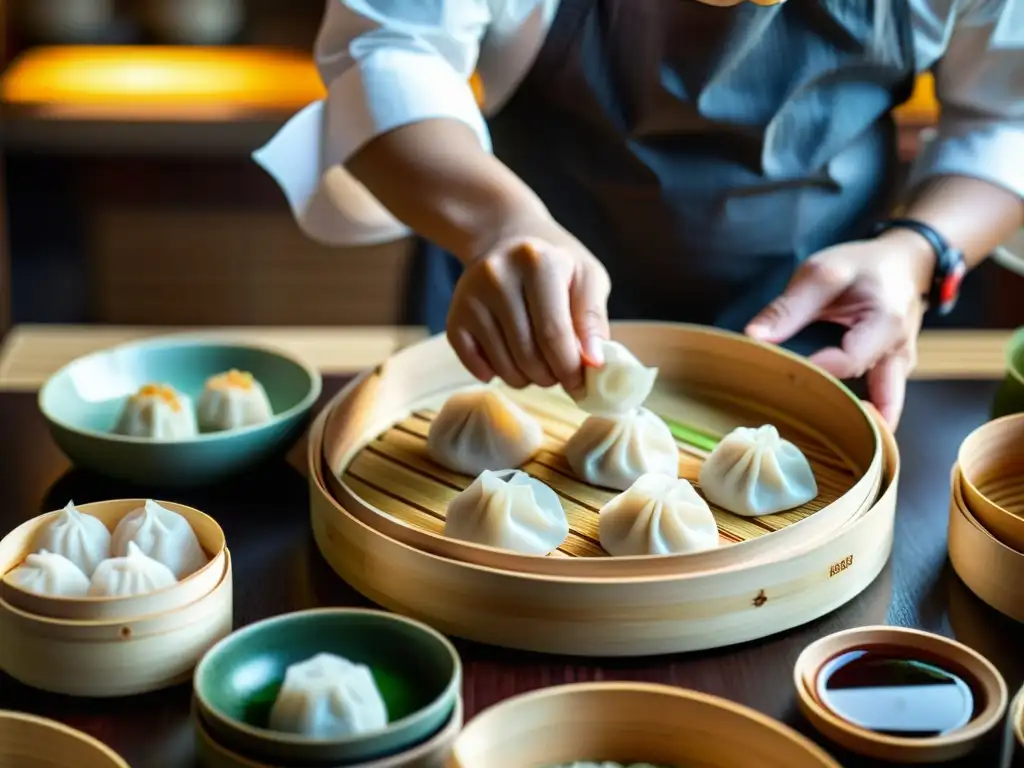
[
  {"x1": 4, "y1": 550, "x2": 90, "y2": 597},
  {"x1": 445, "y1": 469, "x2": 569, "y2": 555},
  {"x1": 32, "y1": 501, "x2": 111, "y2": 577},
  {"x1": 573, "y1": 340, "x2": 657, "y2": 416},
  {"x1": 698, "y1": 424, "x2": 817, "y2": 517},
  {"x1": 564, "y1": 408, "x2": 679, "y2": 491},
  {"x1": 88, "y1": 542, "x2": 178, "y2": 597},
  {"x1": 599, "y1": 474, "x2": 719, "y2": 556},
  {"x1": 111, "y1": 499, "x2": 208, "y2": 579},
  {"x1": 197, "y1": 369, "x2": 274, "y2": 432},
  {"x1": 269, "y1": 653, "x2": 388, "y2": 738},
  {"x1": 427, "y1": 386, "x2": 544, "y2": 476},
  {"x1": 114, "y1": 383, "x2": 198, "y2": 439}
]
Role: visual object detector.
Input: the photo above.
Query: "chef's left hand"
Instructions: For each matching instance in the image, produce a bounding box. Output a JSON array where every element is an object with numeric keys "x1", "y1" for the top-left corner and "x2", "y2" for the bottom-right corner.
[{"x1": 745, "y1": 233, "x2": 933, "y2": 428}]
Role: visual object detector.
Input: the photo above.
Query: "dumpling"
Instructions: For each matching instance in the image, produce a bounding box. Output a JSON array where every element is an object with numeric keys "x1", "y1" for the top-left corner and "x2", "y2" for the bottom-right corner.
[
  {"x1": 269, "y1": 653, "x2": 388, "y2": 738},
  {"x1": 88, "y1": 542, "x2": 178, "y2": 597},
  {"x1": 599, "y1": 473, "x2": 719, "y2": 556},
  {"x1": 4, "y1": 550, "x2": 90, "y2": 597},
  {"x1": 698, "y1": 424, "x2": 817, "y2": 517},
  {"x1": 114, "y1": 383, "x2": 198, "y2": 440},
  {"x1": 111, "y1": 499, "x2": 208, "y2": 579},
  {"x1": 427, "y1": 386, "x2": 544, "y2": 476},
  {"x1": 32, "y1": 501, "x2": 112, "y2": 577},
  {"x1": 197, "y1": 369, "x2": 274, "y2": 432},
  {"x1": 564, "y1": 408, "x2": 679, "y2": 491},
  {"x1": 572, "y1": 340, "x2": 657, "y2": 416},
  {"x1": 445, "y1": 469, "x2": 569, "y2": 555}
]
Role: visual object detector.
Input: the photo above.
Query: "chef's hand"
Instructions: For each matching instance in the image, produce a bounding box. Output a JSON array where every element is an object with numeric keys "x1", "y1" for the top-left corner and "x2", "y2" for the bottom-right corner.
[
  {"x1": 447, "y1": 218, "x2": 611, "y2": 394},
  {"x1": 745, "y1": 232, "x2": 933, "y2": 428}
]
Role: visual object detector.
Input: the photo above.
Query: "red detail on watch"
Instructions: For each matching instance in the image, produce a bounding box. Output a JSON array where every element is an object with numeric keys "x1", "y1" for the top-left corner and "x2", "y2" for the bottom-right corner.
[{"x1": 938, "y1": 261, "x2": 966, "y2": 313}]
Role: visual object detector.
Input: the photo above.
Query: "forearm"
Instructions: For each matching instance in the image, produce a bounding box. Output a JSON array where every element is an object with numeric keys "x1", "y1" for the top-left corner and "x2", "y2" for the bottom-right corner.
[{"x1": 347, "y1": 119, "x2": 552, "y2": 263}]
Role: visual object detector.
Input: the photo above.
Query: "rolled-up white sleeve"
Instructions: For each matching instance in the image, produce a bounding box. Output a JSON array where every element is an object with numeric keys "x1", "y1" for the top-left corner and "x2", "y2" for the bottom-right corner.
[{"x1": 909, "y1": 0, "x2": 1024, "y2": 199}]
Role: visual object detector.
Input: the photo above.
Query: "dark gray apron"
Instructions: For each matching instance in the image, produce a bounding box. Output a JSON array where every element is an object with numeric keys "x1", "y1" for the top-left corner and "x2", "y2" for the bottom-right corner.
[{"x1": 406, "y1": 0, "x2": 917, "y2": 356}]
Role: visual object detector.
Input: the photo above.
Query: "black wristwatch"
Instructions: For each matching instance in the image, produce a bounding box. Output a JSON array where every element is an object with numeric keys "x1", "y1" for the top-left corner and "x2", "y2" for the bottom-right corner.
[{"x1": 872, "y1": 218, "x2": 967, "y2": 316}]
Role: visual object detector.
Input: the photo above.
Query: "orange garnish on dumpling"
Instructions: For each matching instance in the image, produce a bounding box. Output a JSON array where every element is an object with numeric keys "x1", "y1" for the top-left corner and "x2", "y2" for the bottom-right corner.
[
  {"x1": 208, "y1": 369, "x2": 254, "y2": 392},
  {"x1": 133, "y1": 383, "x2": 182, "y2": 412}
]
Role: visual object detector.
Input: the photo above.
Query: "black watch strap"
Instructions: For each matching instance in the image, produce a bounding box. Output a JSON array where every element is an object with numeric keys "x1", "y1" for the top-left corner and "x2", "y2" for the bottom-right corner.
[{"x1": 872, "y1": 218, "x2": 966, "y2": 316}]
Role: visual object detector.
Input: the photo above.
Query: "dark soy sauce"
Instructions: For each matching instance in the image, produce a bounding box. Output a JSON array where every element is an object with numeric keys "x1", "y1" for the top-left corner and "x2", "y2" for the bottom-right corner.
[{"x1": 817, "y1": 648, "x2": 979, "y2": 738}]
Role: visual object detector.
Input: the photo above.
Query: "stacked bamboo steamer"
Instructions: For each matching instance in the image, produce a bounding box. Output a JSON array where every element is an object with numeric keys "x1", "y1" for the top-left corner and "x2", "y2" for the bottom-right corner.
[
  {"x1": 311, "y1": 323, "x2": 900, "y2": 656},
  {"x1": 948, "y1": 414, "x2": 1024, "y2": 624},
  {"x1": 0, "y1": 499, "x2": 233, "y2": 697}
]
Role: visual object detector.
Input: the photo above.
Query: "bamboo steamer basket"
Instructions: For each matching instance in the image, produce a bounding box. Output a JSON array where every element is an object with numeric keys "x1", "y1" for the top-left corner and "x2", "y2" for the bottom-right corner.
[
  {"x1": 0, "y1": 499, "x2": 226, "y2": 621},
  {"x1": 308, "y1": 385, "x2": 900, "y2": 656},
  {"x1": 448, "y1": 681, "x2": 840, "y2": 768},
  {"x1": 0, "y1": 710, "x2": 130, "y2": 767},
  {"x1": 794, "y1": 625, "x2": 1008, "y2": 763},
  {"x1": 957, "y1": 414, "x2": 1024, "y2": 552},
  {"x1": 0, "y1": 549, "x2": 233, "y2": 697},
  {"x1": 194, "y1": 696, "x2": 462, "y2": 768},
  {"x1": 322, "y1": 323, "x2": 883, "y2": 578},
  {"x1": 1008, "y1": 685, "x2": 1024, "y2": 768}
]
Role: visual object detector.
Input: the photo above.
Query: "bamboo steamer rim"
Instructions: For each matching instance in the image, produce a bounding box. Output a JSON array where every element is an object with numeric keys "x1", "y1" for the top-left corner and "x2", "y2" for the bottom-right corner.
[
  {"x1": 1013, "y1": 684, "x2": 1024, "y2": 749},
  {"x1": 0, "y1": 499, "x2": 226, "y2": 617},
  {"x1": 193, "y1": 607, "x2": 462, "y2": 749},
  {"x1": 323, "y1": 323, "x2": 883, "y2": 578},
  {"x1": 451, "y1": 681, "x2": 842, "y2": 768},
  {"x1": 793, "y1": 625, "x2": 1008, "y2": 761},
  {"x1": 0, "y1": 710, "x2": 130, "y2": 768},
  {"x1": 952, "y1": 464, "x2": 1022, "y2": 553},
  {"x1": 956, "y1": 414, "x2": 1024, "y2": 545}
]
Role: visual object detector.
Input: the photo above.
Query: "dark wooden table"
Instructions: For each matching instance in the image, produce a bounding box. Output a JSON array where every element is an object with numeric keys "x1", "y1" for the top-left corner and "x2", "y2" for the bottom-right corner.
[{"x1": 1, "y1": 377, "x2": 1022, "y2": 768}]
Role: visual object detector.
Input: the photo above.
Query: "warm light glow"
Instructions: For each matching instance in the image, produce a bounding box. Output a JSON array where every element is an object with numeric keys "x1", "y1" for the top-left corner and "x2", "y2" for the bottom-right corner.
[{"x1": 894, "y1": 73, "x2": 938, "y2": 123}]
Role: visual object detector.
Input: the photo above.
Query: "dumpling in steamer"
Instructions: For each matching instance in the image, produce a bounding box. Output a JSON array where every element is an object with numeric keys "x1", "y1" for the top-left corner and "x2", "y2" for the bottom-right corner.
[
  {"x1": 573, "y1": 340, "x2": 658, "y2": 416},
  {"x1": 88, "y1": 542, "x2": 178, "y2": 597},
  {"x1": 427, "y1": 386, "x2": 544, "y2": 476},
  {"x1": 698, "y1": 424, "x2": 817, "y2": 517},
  {"x1": 197, "y1": 369, "x2": 274, "y2": 432},
  {"x1": 269, "y1": 653, "x2": 388, "y2": 738},
  {"x1": 114, "y1": 383, "x2": 198, "y2": 439},
  {"x1": 564, "y1": 408, "x2": 679, "y2": 491},
  {"x1": 111, "y1": 499, "x2": 208, "y2": 579},
  {"x1": 4, "y1": 550, "x2": 90, "y2": 597},
  {"x1": 445, "y1": 469, "x2": 569, "y2": 555},
  {"x1": 32, "y1": 501, "x2": 112, "y2": 577},
  {"x1": 599, "y1": 473, "x2": 719, "y2": 556}
]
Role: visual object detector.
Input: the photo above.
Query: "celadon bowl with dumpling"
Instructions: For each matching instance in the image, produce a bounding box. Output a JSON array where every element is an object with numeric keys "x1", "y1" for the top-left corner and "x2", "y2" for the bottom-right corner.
[
  {"x1": 193, "y1": 608, "x2": 461, "y2": 765},
  {"x1": 38, "y1": 335, "x2": 322, "y2": 487}
]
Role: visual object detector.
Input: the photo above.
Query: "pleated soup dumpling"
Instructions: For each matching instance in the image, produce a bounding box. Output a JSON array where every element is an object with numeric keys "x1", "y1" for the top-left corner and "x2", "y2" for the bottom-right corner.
[
  {"x1": 197, "y1": 369, "x2": 274, "y2": 432},
  {"x1": 269, "y1": 653, "x2": 388, "y2": 738},
  {"x1": 114, "y1": 383, "x2": 198, "y2": 440},
  {"x1": 427, "y1": 386, "x2": 544, "y2": 476},
  {"x1": 599, "y1": 473, "x2": 719, "y2": 556},
  {"x1": 445, "y1": 469, "x2": 569, "y2": 555},
  {"x1": 564, "y1": 408, "x2": 679, "y2": 491},
  {"x1": 4, "y1": 550, "x2": 90, "y2": 597},
  {"x1": 573, "y1": 340, "x2": 658, "y2": 416},
  {"x1": 698, "y1": 424, "x2": 818, "y2": 517},
  {"x1": 32, "y1": 500, "x2": 112, "y2": 577},
  {"x1": 88, "y1": 542, "x2": 178, "y2": 597},
  {"x1": 111, "y1": 499, "x2": 208, "y2": 580}
]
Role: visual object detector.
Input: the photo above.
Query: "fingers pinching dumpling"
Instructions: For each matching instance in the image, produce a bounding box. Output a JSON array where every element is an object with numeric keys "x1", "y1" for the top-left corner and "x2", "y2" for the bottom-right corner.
[
  {"x1": 564, "y1": 408, "x2": 679, "y2": 491},
  {"x1": 572, "y1": 340, "x2": 657, "y2": 416}
]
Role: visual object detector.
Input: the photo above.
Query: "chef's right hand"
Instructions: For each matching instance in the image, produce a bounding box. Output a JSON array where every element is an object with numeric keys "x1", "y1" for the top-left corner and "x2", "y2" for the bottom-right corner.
[{"x1": 446, "y1": 218, "x2": 611, "y2": 394}]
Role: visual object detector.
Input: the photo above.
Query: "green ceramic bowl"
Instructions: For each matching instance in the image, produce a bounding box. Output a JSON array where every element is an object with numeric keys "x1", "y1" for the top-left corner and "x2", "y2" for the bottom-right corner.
[
  {"x1": 193, "y1": 608, "x2": 462, "y2": 766},
  {"x1": 992, "y1": 327, "x2": 1024, "y2": 419},
  {"x1": 38, "y1": 335, "x2": 322, "y2": 487}
]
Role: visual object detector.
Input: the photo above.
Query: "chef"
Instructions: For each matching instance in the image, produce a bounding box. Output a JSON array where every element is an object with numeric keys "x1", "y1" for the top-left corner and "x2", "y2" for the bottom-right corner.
[{"x1": 255, "y1": 0, "x2": 1024, "y2": 427}]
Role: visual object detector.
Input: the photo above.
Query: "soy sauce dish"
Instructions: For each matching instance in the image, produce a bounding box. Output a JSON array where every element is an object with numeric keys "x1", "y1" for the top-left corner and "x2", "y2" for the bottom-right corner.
[
  {"x1": 794, "y1": 626, "x2": 1007, "y2": 763},
  {"x1": 192, "y1": 608, "x2": 462, "y2": 765}
]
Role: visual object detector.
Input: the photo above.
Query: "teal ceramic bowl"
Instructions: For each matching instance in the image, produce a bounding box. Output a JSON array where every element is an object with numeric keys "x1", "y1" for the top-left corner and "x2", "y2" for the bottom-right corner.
[
  {"x1": 992, "y1": 327, "x2": 1024, "y2": 419},
  {"x1": 193, "y1": 608, "x2": 462, "y2": 766},
  {"x1": 38, "y1": 336, "x2": 322, "y2": 487}
]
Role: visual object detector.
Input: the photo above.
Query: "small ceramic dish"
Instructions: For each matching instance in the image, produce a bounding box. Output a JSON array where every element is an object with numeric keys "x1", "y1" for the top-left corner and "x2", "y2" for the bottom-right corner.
[
  {"x1": 0, "y1": 499, "x2": 226, "y2": 621},
  {"x1": 193, "y1": 608, "x2": 461, "y2": 765},
  {"x1": 957, "y1": 414, "x2": 1024, "y2": 552},
  {"x1": 449, "y1": 681, "x2": 841, "y2": 768},
  {"x1": 0, "y1": 710, "x2": 129, "y2": 767},
  {"x1": 992, "y1": 327, "x2": 1024, "y2": 419},
  {"x1": 794, "y1": 625, "x2": 1007, "y2": 763},
  {"x1": 38, "y1": 335, "x2": 322, "y2": 487}
]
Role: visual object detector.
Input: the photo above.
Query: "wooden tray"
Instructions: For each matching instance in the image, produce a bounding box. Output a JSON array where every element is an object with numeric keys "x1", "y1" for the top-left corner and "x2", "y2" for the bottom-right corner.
[
  {"x1": 308, "y1": 385, "x2": 900, "y2": 656},
  {"x1": 322, "y1": 324, "x2": 883, "y2": 578}
]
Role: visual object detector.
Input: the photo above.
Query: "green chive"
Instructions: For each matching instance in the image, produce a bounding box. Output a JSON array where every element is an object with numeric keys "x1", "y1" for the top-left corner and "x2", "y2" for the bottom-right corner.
[{"x1": 660, "y1": 416, "x2": 720, "y2": 452}]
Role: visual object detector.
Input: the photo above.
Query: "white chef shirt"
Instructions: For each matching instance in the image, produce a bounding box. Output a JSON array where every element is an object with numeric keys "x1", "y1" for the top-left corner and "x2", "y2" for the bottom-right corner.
[{"x1": 254, "y1": 0, "x2": 1024, "y2": 247}]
